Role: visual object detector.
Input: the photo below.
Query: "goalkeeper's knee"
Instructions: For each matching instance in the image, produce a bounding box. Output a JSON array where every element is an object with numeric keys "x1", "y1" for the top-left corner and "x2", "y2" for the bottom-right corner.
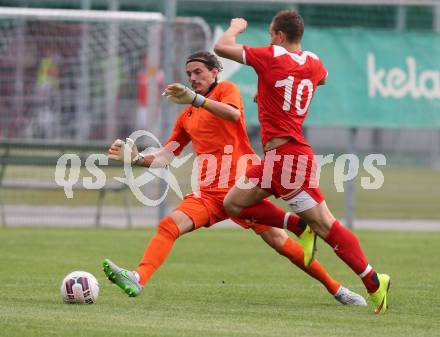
[{"x1": 157, "y1": 216, "x2": 181, "y2": 241}]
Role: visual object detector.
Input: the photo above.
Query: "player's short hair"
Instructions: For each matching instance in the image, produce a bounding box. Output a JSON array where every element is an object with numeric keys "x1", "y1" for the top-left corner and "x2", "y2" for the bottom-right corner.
[
  {"x1": 272, "y1": 10, "x2": 304, "y2": 43},
  {"x1": 186, "y1": 51, "x2": 223, "y2": 72}
]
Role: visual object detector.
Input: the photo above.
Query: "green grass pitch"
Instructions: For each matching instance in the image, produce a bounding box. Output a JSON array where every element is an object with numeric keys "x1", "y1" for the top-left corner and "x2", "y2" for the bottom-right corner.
[{"x1": 1, "y1": 227, "x2": 439, "y2": 337}]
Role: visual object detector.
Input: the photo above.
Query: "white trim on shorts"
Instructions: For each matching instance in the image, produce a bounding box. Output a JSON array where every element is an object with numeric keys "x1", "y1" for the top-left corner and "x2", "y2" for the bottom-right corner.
[{"x1": 283, "y1": 190, "x2": 318, "y2": 213}]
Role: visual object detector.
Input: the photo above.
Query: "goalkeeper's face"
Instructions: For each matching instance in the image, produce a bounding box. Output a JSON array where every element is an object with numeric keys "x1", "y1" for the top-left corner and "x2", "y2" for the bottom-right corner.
[{"x1": 186, "y1": 62, "x2": 218, "y2": 95}]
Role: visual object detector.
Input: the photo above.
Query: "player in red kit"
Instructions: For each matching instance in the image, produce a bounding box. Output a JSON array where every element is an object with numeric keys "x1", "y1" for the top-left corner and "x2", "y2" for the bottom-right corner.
[{"x1": 214, "y1": 11, "x2": 390, "y2": 314}]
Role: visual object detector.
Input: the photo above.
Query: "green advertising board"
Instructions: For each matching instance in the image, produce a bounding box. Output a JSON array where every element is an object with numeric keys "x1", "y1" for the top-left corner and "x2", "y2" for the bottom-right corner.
[{"x1": 220, "y1": 26, "x2": 440, "y2": 129}]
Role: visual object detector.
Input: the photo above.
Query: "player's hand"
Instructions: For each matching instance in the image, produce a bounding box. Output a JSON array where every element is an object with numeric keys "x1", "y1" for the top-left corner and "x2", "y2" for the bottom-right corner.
[
  {"x1": 108, "y1": 138, "x2": 144, "y2": 166},
  {"x1": 162, "y1": 83, "x2": 205, "y2": 107},
  {"x1": 229, "y1": 18, "x2": 247, "y2": 34}
]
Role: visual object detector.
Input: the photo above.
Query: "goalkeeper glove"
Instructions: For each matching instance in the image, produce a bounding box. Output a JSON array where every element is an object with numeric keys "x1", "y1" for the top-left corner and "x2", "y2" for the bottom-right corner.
[
  {"x1": 108, "y1": 138, "x2": 145, "y2": 166},
  {"x1": 162, "y1": 83, "x2": 206, "y2": 107}
]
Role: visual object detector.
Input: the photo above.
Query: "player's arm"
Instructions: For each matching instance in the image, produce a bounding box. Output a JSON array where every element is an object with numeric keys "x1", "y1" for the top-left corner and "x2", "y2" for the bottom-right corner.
[
  {"x1": 199, "y1": 98, "x2": 240, "y2": 121},
  {"x1": 318, "y1": 73, "x2": 327, "y2": 86},
  {"x1": 163, "y1": 84, "x2": 240, "y2": 121},
  {"x1": 142, "y1": 144, "x2": 181, "y2": 168},
  {"x1": 108, "y1": 139, "x2": 178, "y2": 168},
  {"x1": 213, "y1": 18, "x2": 247, "y2": 64},
  {"x1": 108, "y1": 115, "x2": 190, "y2": 168},
  {"x1": 315, "y1": 59, "x2": 328, "y2": 86}
]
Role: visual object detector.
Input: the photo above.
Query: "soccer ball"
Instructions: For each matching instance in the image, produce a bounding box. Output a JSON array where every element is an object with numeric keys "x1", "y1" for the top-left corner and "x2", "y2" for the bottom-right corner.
[{"x1": 60, "y1": 271, "x2": 99, "y2": 304}]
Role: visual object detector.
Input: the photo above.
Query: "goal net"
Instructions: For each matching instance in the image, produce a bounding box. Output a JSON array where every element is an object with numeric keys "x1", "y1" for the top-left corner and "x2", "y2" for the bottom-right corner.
[
  {"x1": 0, "y1": 7, "x2": 210, "y2": 142},
  {"x1": 0, "y1": 7, "x2": 210, "y2": 227}
]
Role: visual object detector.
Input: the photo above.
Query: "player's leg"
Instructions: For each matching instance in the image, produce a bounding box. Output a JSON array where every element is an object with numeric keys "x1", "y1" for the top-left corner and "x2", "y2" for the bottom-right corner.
[
  {"x1": 102, "y1": 210, "x2": 195, "y2": 297},
  {"x1": 103, "y1": 196, "x2": 210, "y2": 297},
  {"x1": 255, "y1": 226, "x2": 366, "y2": 305},
  {"x1": 294, "y1": 196, "x2": 390, "y2": 313},
  {"x1": 223, "y1": 178, "x2": 270, "y2": 216},
  {"x1": 224, "y1": 181, "x2": 316, "y2": 266},
  {"x1": 261, "y1": 141, "x2": 390, "y2": 314},
  {"x1": 134, "y1": 210, "x2": 195, "y2": 285},
  {"x1": 224, "y1": 179, "x2": 307, "y2": 236},
  {"x1": 224, "y1": 158, "x2": 315, "y2": 238}
]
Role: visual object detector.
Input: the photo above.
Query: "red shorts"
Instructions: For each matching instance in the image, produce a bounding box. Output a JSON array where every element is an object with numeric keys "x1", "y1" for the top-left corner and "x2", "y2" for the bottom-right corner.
[
  {"x1": 246, "y1": 140, "x2": 325, "y2": 213},
  {"x1": 175, "y1": 191, "x2": 271, "y2": 235}
]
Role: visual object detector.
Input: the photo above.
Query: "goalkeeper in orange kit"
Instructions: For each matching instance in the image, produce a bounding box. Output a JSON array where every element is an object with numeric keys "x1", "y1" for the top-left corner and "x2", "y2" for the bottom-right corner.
[{"x1": 102, "y1": 51, "x2": 366, "y2": 306}]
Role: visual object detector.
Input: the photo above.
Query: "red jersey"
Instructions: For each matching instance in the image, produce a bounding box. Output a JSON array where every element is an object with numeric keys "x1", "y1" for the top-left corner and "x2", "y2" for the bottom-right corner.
[
  {"x1": 166, "y1": 81, "x2": 257, "y2": 194},
  {"x1": 243, "y1": 45, "x2": 327, "y2": 149}
]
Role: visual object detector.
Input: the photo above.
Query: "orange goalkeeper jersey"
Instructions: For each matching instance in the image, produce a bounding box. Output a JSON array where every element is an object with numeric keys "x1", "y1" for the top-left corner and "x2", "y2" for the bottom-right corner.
[{"x1": 165, "y1": 81, "x2": 258, "y2": 194}]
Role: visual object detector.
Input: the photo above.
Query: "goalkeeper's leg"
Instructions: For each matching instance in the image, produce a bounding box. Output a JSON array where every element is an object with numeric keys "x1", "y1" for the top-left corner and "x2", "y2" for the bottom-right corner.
[
  {"x1": 134, "y1": 197, "x2": 211, "y2": 286},
  {"x1": 230, "y1": 198, "x2": 317, "y2": 267},
  {"x1": 103, "y1": 207, "x2": 200, "y2": 297},
  {"x1": 134, "y1": 212, "x2": 193, "y2": 285},
  {"x1": 258, "y1": 227, "x2": 366, "y2": 305}
]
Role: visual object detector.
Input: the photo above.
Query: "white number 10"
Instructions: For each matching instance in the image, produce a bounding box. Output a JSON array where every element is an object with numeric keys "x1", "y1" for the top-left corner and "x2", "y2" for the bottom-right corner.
[{"x1": 275, "y1": 76, "x2": 314, "y2": 115}]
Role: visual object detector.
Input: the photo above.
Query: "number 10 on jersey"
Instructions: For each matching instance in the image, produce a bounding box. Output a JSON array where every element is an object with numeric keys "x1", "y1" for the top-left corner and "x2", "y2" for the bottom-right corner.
[{"x1": 275, "y1": 76, "x2": 314, "y2": 115}]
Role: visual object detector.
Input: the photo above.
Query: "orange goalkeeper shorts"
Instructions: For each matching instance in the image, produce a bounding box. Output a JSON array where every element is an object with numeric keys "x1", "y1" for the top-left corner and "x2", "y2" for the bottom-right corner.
[{"x1": 175, "y1": 191, "x2": 271, "y2": 235}]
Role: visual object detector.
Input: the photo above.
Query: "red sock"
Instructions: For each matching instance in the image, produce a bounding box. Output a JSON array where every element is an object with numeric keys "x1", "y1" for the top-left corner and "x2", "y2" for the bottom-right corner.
[
  {"x1": 278, "y1": 238, "x2": 341, "y2": 295},
  {"x1": 237, "y1": 199, "x2": 306, "y2": 237},
  {"x1": 286, "y1": 213, "x2": 307, "y2": 237},
  {"x1": 324, "y1": 220, "x2": 379, "y2": 293},
  {"x1": 135, "y1": 216, "x2": 180, "y2": 285}
]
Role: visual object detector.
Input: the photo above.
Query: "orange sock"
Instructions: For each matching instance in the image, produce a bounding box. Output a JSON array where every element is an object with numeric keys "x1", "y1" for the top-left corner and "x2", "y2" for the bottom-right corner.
[
  {"x1": 278, "y1": 238, "x2": 341, "y2": 295},
  {"x1": 135, "y1": 216, "x2": 180, "y2": 285}
]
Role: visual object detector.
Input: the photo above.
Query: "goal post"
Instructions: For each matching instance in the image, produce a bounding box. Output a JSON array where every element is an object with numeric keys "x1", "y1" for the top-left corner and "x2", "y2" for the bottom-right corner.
[{"x1": 0, "y1": 7, "x2": 164, "y2": 23}]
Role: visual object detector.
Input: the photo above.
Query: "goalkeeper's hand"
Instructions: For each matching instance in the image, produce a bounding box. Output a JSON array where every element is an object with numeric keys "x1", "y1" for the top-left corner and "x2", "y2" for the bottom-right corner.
[
  {"x1": 162, "y1": 83, "x2": 206, "y2": 107},
  {"x1": 108, "y1": 138, "x2": 144, "y2": 166}
]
